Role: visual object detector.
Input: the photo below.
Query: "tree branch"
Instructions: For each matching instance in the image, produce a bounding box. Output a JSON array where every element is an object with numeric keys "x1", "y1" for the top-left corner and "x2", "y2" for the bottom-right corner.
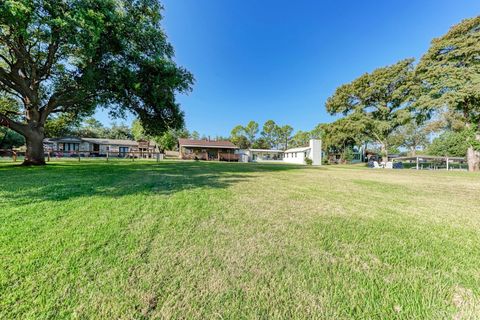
[
  {"x1": 0, "y1": 113, "x2": 27, "y2": 135},
  {"x1": 39, "y1": 40, "x2": 59, "y2": 80},
  {"x1": 0, "y1": 65, "x2": 37, "y2": 104},
  {"x1": 0, "y1": 53, "x2": 13, "y2": 68}
]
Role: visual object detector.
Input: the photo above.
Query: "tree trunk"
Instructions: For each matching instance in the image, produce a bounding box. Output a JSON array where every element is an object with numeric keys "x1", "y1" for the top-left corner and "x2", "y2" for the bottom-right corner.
[
  {"x1": 466, "y1": 132, "x2": 480, "y2": 172},
  {"x1": 23, "y1": 130, "x2": 46, "y2": 166},
  {"x1": 381, "y1": 144, "x2": 388, "y2": 163},
  {"x1": 410, "y1": 147, "x2": 416, "y2": 157}
]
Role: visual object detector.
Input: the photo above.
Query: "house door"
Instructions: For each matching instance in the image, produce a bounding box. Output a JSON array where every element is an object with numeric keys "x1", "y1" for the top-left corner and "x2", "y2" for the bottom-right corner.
[{"x1": 93, "y1": 144, "x2": 100, "y2": 155}]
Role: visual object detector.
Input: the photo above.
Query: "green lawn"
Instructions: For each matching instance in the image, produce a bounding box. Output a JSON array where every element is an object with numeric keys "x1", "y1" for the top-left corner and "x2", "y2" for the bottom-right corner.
[{"x1": 1, "y1": 161, "x2": 479, "y2": 319}]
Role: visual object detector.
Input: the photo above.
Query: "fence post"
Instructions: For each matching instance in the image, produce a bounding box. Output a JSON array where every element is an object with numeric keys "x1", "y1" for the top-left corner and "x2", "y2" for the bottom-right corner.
[
  {"x1": 106, "y1": 151, "x2": 109, "y2": 162},
  {"x1": 78, "y1": 152, "x2": 81, "y2": 162}
]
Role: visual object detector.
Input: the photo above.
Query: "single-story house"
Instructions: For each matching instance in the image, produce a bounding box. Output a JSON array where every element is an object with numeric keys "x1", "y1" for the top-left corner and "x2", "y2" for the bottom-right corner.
[
  {"x1": 178, "y1": 139, "x2": 239, "y2": 161},
  {"x1": 283, "y1": 139, "x2": 322, "y2": 165},
  {"x1": 242, "y1": 149, "x2": 284, "y2": 162},
  {"x1": 238, "y1": 139, "x2": 322, "y2": 165},
  {"x1": 43, "y1": 137, "x2": 159, "y2": 157}
]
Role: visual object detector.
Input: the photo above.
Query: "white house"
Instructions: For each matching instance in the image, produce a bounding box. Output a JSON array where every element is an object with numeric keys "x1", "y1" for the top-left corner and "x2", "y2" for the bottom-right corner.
[
  {"x1": 283, "y1": 139, "x2": 322, "y2": 166},
  {"x1": 243, "y1": 149, "x2": 284, "y2": 162},
  {"x1": 239, "y1": 139, "x2": 322, "y2": 166}
]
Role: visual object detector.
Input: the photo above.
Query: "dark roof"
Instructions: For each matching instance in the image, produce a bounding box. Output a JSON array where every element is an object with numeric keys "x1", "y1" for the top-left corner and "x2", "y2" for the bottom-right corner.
[
  {"x1": 81, "y1": 138, "x2": 139, "y2": 146},
  {"x1": 178, "y1": 139, "x2": 238, "y2": 149}
]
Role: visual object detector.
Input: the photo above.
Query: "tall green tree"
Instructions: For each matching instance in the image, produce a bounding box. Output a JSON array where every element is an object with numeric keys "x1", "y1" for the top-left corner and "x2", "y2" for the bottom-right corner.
[
  {"x1": 131, "y1": 119, "x2": 149, "y2": 141},
  {"x1": 326, "y1": 59, "x2": 415, "y2": 162},
  {"x1": 428, "y1": 130, "x2": 470, "y2": 157},
  {"x1": 261, "y1": 120, "x2": 279, "y2": 148},
  {"x1": 290, "y1": 130, "x2": 311, "y2": 148},
  {"x1": 416, "y1": 16, "x2": 480, "y2": 171},
  {"x1": 322, "y1": 117, "x2": 365, "y2": 162},
  {"x1": 190, "y1": 130, "x2": 200, "y2": 140},
  {"x1": 0, "y1": 0, "x2": 193, "y2": 165},
  {"x1": 107, "y1": 123, "x2": 132, "y2": 140},
  {"x1": 244, "y1": 121, "x2": 259, "y2": 146},
  {"x1": 155, "y1": 130, "x2": 177, "y2": 151},
  {"x1": 251, "y1": 138, "x2": 270, "y2": 149},
  {"x1": 278, "y1": 125, "x2": 293, "y2": 150},
  {"x1": 0, "y1": 127, "x2": 24, "y2": 148},
  {"x1": 230, "y1": 125, "x2": 250, "y2": 149},
  {"x1": 393, "y1": 122, "x2": 430, "y2": 156},
  {"x1": 44, "y1": 113, "x2": 81, "y2": 137},
  {"x1": 310, "y1": 123, "x2": 324, "y2": 140}
]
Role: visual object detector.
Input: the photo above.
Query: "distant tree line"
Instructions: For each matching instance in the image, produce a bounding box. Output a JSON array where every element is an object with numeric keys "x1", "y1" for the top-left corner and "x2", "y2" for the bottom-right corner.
[{"x1": 228, "y1": 120, "x2": 322, "y2": 150}]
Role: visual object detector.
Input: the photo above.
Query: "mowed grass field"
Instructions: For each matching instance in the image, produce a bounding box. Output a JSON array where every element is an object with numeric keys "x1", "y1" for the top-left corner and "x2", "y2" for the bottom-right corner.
[{"x1": 1, "y1": 160, "x2": 479, "y2": 319}]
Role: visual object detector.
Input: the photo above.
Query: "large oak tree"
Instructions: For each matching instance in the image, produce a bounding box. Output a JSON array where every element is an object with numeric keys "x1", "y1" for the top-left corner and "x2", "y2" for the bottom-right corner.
[
  {"x1": 0, "y1": 0, "x2": 193, "y2": 165},
  {"x1": 326, "y1": 59, "x2": 415, "y2": 162},
  {"x1": 416, "y1": 16, "x2": 480, "y2": 171}
]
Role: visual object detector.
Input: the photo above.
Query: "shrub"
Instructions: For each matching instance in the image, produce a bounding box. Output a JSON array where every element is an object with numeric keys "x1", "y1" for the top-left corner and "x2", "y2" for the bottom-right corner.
[{"x1": 305, "y1": 158, "x2": 313, "y2": 165}]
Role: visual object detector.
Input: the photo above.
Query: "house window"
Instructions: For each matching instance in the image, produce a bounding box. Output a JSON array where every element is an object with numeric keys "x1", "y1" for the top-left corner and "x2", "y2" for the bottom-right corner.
[
  {"x1": 119, "y1": 147, "x2": 129, "y2": 156},
  {"x1": 63, "y1": 143, "x2": 79, "y2": 151}
]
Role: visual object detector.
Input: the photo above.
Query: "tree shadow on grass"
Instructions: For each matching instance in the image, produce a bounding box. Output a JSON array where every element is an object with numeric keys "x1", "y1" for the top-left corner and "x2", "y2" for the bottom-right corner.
[{"x1": 0, "y1": 161, "x2": 304, "y2": 206}]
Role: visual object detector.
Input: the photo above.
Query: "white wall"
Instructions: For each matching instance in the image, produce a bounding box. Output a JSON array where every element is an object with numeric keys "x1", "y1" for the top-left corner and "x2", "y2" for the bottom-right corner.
[
  {"x1": 282, "y1": 139, "x2": 322, "y2": 166},
  {"x1": 309, "y1": 139, "x2": 322, "y2": 165},
  {"x1": 283, "y1": 151, "x2": 307, "y2": 165}
]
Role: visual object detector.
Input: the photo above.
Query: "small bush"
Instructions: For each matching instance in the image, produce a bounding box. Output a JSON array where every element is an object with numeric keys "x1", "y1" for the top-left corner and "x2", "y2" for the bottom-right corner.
[{"x1": 305, "y1": 158, "x2": 313, "y2": 165}]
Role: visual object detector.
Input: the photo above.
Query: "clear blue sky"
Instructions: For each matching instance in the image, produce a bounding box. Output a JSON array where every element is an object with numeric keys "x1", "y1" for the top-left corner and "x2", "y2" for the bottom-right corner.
[{"x1": 95, "y1": 0, "x2": 480, "y2": 137}]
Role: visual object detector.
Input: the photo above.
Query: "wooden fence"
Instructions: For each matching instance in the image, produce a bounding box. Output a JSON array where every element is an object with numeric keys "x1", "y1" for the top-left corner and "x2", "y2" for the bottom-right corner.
[{"x1": 0, "y1": 149, "x2": 165, "y2": 162}]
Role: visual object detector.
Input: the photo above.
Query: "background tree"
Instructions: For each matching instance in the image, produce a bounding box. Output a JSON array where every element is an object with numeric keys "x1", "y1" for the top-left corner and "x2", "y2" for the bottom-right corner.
[
  {"x1": 107, "y1": 123, "x2": 132, "y2": 140},
  {"x1": 190, "y1": 130, "x2": 200, "y2": 140},
  {"x1": 322, "y1": 117, "x2": 365, "y2": 163},
  {"x1": 0, "y1": 127, "x2": 24, "y2": 149},
  {"x1": 310, "y1": 123, "x2": 324, "y2": 140},
  {"x1": 278, "y1": 124, "x2": 293, "y2": 150},
  {"x1": 44, "y1": 114, "x2": 81, "y2": 138},
  {"x1": 393, "y1": 122, "x2": 430, "y2": 156},
  {"x1": 416, "y1": 16, "x2": 480, "y2": 171},
  {"x1": 0, "y1": 94, "x2": 24, "y2": 148},
  {"x1": 261, "y1": 120, "x2": 280, "y2": 148},
  {"x1": 326, "y1": 59, "x2": 415, "y2": 162},
  {"x1": 0, "y1": 0, "x2": 193, "y2": 165},
  {"x1": 230, "y1": 125, "x2": 250, "y2": 149},
  {"x1": 244, "y1": 121, "x2": 259, "y2": 146},
  {"x1": 428, "y1": 131, "x2": 470, "y2": 157},
  {"x1": 251, "y1": 138, "x2": 270, "y2": 149},
  {"x1": 131, "y1": 119, "x2": 149, "y2": 141},
  {"x1": 75, "y1": 118, "x2": 108, "y2": 138},
  {"x1": 290, "y1": 130, "x2": 311, "y2": 148},
  {"x1": 155, "y1": 130, "x2": 177, "y2": 151}
]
